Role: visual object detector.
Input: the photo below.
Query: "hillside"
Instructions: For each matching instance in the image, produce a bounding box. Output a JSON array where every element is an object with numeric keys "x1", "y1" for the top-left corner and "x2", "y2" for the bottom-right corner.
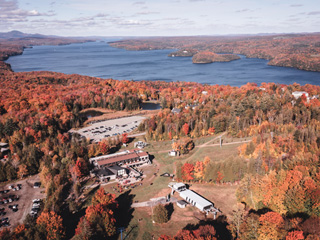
[{"x1": 110, "y1": 33, "x2": 320, "y2": 72}]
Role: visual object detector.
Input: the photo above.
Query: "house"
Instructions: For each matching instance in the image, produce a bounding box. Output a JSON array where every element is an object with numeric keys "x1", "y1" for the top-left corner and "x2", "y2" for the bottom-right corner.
[
  {"x1": 0, "y1": 143, "x2": 9, "y2": 155},
  {"x1": 171, "y1": 108, "x2": 181, "y2": 114},
  {"x1": 177, "y1": 200, "x2": 188, "y2": 208},
  {"x1": 90, "y1": 149, "x2": 150, "y2": 168},
  {"x1": 0, "y1": 143, "x2": 8, "y2": 148},
  {"x1": 292, "y1": 91, "x2": 309, "y2": 99},
  {"x1": 202, "y1": 91, "x2": 208, "y2": 95}
]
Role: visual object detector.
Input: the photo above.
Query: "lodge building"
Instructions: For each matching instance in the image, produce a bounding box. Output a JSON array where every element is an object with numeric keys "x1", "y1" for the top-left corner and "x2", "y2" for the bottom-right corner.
[{"x1": 90, "y1": 149, "x2": 150, "y2": 168}]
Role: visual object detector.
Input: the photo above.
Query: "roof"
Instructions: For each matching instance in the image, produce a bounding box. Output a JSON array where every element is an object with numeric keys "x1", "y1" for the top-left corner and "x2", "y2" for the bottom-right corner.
[
  {"x1": 93, "y1": 168, "x2": 115, "y2": 177},
  {"x1": 108, "y1": 165, "x2": 125, "y2": 171},
  {"x1": 90, "y1": 150, "x2": 148, "y2": 166},
  {"x1": 0, "y1": 143, "x2": 8, "y2": 147},
  {"x1": 171, "y1": 108, "x2": 181, "y2": 114},
  {"x1": 180, "y1": 190, "x2": 213, "y2": 209},
  {"x1": 177, "y1": 200, "x2": 188, "y2": 205},
  {"x1": 173, "y1": 183, "x2": 186, "y2": 190}
]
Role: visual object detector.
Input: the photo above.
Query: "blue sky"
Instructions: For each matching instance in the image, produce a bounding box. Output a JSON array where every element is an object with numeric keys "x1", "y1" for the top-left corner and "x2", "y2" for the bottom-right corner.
[{"x1": 0, "y1": 0, "x2": 319, "y2": 36}]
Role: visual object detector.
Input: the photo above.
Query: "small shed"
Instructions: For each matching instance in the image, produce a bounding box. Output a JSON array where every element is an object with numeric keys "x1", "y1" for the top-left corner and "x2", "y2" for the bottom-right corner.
[
  {"x1": 168, "y1": 150, "x2": 178, "y2": 157},
  {"x1": 177, "y1": 200, "x2": 188, "y2": 208}
]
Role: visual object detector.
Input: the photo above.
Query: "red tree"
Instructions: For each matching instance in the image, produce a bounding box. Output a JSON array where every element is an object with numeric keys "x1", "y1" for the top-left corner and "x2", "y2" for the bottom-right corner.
[
  {"x1": 182, "y1": 123, "x2": 189, "y2": 136},
  {"x1": 182, "y1": 163, "x2": 194, "y2": 181},
  {"x1": 122, "y1": 133, "x2": 129, "y2": 144}
]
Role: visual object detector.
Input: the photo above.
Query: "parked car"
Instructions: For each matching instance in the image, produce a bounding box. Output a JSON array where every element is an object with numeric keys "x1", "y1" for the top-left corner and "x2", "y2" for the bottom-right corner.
[
  {"x1": 33, "y1": 182, "x2": 41, "y2": 188},
  {"x1": 32, "y1": 199, "x2": 41, "y2": 203}
]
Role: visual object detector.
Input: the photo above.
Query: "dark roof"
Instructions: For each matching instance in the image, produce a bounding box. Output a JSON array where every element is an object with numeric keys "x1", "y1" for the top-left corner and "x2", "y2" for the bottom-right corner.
[
  {"x1": 93, "y1": 168, "x2": 115, "y2": 177},
  {"x1": 108, "y1": 165, "x2": 125, "y2": 171},
  {"x1": 177, "y1": 200, "x2": 188, "y2": 205}
]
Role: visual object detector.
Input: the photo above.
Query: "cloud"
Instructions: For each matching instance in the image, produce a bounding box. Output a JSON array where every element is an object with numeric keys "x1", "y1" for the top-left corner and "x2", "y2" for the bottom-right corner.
[
  {"x1": 290, "y1": 4, "x2": 303, "y2": 7},
  {"x1": 0, "y1": 0, "x2": 55, "y2": 22},
  {"x1": 307, "y1": 11, "x2": 320, "y2": 15},
  {"x1": 132, "y1": 1, "x2": 145, "y2": 5},
  {"x1": 235, "y1": 8, "x2": 251, "y2": 13},
  {"x1": 136, "y1": 11, "x2": 160, "y2": 15},
  {"x1": 189, "y1": 0, "x2": 205, "y2": 2}
]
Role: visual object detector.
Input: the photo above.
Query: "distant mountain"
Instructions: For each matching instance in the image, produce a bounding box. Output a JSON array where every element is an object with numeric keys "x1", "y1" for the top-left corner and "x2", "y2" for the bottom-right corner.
[{"x1": 0, "y1": 30, "x2": 55, "y2": 39}]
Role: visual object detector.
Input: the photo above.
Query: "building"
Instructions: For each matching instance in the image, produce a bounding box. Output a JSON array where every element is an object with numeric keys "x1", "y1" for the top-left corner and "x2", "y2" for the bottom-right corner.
[
  {"x1": 169, "y1": 182, "x2": 186, "y2": 193},
  {"x1": 180, "y1": 189, "x2": 214, "y2": 213},
  {"x1": 169, "y1": 183, "x2": 219, "y2": 215},
  {"x1": 134, "y1": 141, "x2": 148, "y2": 149},
  {"x1": 90, "y1": 149, "x2": 150, "y2": 168},
  {"x1": 90, "y1": 168, "x2": 116, "y2": 181},
  {"x1": 171, "y1": 108, "x2": 181, "y2": 114},
  {"x1": 292, "y1": 91, "x2": 309, "y2": 99},
  {"x1": 168, "y1": 150, "x2": 178, "y2": 157},
  {"x1": 108, "y1": 165, "x2": 127, "y2": 177},
  {"x1": 177, "y1": 200, "x2": 188, "y2": 208}
]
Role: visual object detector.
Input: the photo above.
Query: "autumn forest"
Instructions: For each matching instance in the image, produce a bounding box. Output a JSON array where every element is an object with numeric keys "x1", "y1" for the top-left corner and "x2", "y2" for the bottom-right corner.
[{"x1": 0, "y1": 33, "x2": 320, "y2": 240}]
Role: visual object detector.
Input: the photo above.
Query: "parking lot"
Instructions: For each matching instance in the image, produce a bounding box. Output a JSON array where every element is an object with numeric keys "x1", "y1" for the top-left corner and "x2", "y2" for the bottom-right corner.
[
  {"x1": 72, "y1": 115, "x2": 146, "y2": 143},
  {"x1": 0, "y1": 175, "x2": 45, "y2": 229}
]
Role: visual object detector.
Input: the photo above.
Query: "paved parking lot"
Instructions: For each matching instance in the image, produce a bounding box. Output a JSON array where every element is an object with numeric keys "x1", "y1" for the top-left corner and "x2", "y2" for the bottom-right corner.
[
  {"x1": 0, "y1": 175, "x2": 45, "y2": 229},
  {"x1": 72, "y1": 115, "x2": 146, "y2": 143}
]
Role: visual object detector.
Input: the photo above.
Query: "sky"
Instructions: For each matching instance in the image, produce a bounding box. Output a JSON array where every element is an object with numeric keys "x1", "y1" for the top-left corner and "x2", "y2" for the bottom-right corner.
[{"x1": 0, "y1": 0, "x2": 320, "y2": 37}]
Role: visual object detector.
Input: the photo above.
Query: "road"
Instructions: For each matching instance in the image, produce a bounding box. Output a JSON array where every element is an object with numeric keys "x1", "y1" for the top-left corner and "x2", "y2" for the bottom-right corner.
[{"x1": 131, "y1": 196, "x2": 178, "y2": 208}]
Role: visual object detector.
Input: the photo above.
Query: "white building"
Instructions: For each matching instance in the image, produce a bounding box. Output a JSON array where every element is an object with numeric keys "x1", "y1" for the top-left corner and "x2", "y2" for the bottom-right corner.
[
  {"x1": 169, "y1": 183, "x2": 219, "y2": 215},
  {"x1": 180, "y1": 189, "x2": 214, "y2": 213},
  {"x1": 292, "y1": 91, "x2": 309, "y2": 99}
]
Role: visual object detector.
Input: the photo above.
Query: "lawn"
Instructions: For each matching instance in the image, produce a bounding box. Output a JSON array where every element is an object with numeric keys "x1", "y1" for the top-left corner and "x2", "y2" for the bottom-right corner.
[
  {"x1": 107, "y1": 134, "x2": 244, "y2": 239},
  {"x1": 120, "y1": 183, "x2": 238, "y2": 240}
]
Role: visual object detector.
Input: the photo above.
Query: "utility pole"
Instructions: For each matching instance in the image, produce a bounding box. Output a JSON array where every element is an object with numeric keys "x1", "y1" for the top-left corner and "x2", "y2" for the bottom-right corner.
[
  {"x1": 219, "y1": 135, "x2": 222, "y2": 148},
  {"x1": 118, "y1": 227, "x2": 125, "y2": 240}
]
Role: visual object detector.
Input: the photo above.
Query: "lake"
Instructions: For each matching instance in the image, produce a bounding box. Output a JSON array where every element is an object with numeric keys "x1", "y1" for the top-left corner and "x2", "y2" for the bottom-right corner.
[{"x1": 5, "y1": 41, "x2": 320, "y2": 86}]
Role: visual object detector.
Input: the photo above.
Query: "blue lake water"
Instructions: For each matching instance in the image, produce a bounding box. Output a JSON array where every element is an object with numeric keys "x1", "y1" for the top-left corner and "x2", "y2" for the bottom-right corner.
[{"x1": 5, "y1": 41, "x2": 320, "y2": 86}]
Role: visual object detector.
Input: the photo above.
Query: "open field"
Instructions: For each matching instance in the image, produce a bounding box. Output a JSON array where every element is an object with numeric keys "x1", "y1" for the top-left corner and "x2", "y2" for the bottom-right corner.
[
  {"x1": 80, "y1": 108, "x2": 159, "y2": 125},
  {"x1": 121, "y1": 183, "x2": 238, "y2": 240}
]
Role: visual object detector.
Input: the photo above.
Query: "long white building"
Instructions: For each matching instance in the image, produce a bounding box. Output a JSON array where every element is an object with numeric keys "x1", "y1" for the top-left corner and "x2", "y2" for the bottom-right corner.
[{"x1": 169, "y1": 182, "x2": 219, "y2": 215}]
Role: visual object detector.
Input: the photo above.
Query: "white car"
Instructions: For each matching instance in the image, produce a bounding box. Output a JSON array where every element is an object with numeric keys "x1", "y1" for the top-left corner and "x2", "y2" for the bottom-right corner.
[
  {"x1": 32, "y1": 203, "x2": 40, "y2": 207},
  {"x1": 32, "y1": 199, "x2": 41, "y2": 203}
]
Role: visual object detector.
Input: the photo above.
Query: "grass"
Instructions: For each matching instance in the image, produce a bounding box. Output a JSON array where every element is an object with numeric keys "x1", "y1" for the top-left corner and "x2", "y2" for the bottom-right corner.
[{"x1": 104, "y1": 133, "x2": 247, "y2": 239}]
